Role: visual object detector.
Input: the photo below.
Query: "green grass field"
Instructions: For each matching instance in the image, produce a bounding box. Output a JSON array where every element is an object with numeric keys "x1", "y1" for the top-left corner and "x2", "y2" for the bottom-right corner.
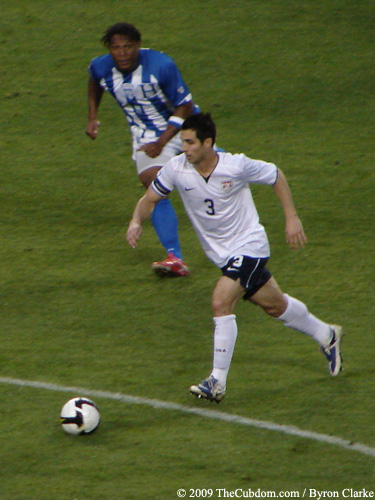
[{"x1": 1, "y1": 1, "x2": 374, "y2": 498}]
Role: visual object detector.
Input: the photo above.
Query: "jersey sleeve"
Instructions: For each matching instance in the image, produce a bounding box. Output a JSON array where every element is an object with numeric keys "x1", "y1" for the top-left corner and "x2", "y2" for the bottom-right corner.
[
  {"x1": 88, "y1": 58, "x2": 101, "y2": 82},
  {"x1": 158, "y1": 56, "x2": 192, "y2": 107},
  {"x1": 151, "y1": 160, "x2": 176, "y2": 197},
  {"x1": 88, "y1": 55, "x2": 113, "y2": 83},
  {"x1": 241, "y1": 154, "x2": 278, "y2": 185}
]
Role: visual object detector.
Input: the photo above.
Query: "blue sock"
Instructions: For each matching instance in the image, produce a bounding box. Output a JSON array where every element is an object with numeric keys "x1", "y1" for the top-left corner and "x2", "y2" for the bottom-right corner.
[{"x1": 151, "y1": 198, "x2": 182, "y2": 259}]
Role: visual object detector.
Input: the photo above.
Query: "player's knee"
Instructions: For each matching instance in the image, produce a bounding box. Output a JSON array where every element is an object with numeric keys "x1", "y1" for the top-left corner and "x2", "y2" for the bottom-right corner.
[
  {"x1": 212, "y1": 296, "x2": 233, "y2": 316},
  {"x1": 262, "y1": 305, "x2": 282, "y2": 317},
  {"x1": 211, "y1": 297, "x2": 224, "y2": 315},
  {"x1": 139, "y1": 175, "x2": 153, "y2": 189},
  {"x1": 138, "y1": 166, "x2": 161, "y2": 189},
  {"x1": 259, "y1": 298, "x2": 287, "y2": 318}
]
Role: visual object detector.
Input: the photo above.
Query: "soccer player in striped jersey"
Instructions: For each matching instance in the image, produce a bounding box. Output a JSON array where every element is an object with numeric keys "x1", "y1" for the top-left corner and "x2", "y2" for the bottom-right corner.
[
  {"x1": 86, "y1": 22, "x2": 199, "y2": 276},
  {"x1": 126, "y1": 113, "x2": 344, "y2": 402}
]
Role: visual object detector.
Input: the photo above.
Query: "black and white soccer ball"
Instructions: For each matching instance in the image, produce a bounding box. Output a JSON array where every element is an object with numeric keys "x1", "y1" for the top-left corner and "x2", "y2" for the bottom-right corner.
[{"x1": 60, "y1": 397, "x2": 101, "y2": 435}]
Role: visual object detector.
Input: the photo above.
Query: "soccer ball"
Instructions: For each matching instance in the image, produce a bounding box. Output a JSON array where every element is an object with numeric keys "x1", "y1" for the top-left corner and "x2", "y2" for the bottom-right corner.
[{"x1": 60, "y1": 397, "x2": 101, "y2": 435}]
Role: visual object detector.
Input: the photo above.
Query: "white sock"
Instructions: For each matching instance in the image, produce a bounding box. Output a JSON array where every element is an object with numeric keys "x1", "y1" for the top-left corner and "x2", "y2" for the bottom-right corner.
[
  {"x1": 277, "y1": 294, "x2": 331, "y2": 347},
  {"x1": 211, "y1": 314, "x2": 238, "y2": 386}
]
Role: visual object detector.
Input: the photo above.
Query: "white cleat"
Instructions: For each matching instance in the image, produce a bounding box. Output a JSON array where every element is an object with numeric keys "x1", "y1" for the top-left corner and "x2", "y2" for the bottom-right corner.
[
  {"x1": 189, "y1": 375, "x2": 226, "y2": 403},
  {"x1": 321, "y1": 325, "x2": 344, "y2": 376}
]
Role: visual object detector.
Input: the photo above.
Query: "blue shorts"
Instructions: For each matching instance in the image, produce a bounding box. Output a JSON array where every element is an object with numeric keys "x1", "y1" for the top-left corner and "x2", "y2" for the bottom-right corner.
[{"x1": 221, "y1": 256, "x2": 272, "y2": 300}]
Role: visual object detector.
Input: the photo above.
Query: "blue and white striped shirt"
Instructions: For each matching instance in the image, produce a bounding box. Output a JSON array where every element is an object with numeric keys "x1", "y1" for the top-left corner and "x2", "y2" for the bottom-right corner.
[{"x1": 89, "y1": 49, "x2": 198, "y2": 150}]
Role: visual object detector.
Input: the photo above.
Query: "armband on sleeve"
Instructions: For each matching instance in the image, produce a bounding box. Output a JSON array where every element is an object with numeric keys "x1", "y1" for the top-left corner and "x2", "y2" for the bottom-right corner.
[
  {"x1": 167, "y1": 116, "x2": 185, "y2": 129},
  {"x1": 152, "y1": 177, "x2": 171, "y2": 197}
]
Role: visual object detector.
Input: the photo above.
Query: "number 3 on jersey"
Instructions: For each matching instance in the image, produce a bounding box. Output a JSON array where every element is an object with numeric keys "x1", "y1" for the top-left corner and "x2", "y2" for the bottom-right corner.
[{"x1": 204, "y1": 199, "x2": 215, "y2": 215}]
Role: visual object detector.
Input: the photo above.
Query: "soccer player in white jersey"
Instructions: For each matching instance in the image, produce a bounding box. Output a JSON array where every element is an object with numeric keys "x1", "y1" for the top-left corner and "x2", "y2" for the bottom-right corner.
[
  {"x1": 86, "y1": 22, "x2": 199, "y2": 277},
  {"x1": 127, "y1": 113, "x2": 344, "y2": 403}
]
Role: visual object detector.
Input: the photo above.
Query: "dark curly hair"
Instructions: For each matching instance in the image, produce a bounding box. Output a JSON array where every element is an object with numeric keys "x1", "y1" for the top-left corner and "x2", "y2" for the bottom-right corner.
[
  {"x1": 182, "y1": 113, "x2": 217, "y2": 146},
  {"x1": 101, "y1": 23, "x2": 141, "y2": 46}
]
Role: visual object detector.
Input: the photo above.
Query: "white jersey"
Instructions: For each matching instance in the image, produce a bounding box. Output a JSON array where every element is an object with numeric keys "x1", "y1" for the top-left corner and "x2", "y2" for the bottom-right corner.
[{"x1": 152, "y1": 152, "x2": 278, "y2": 268}]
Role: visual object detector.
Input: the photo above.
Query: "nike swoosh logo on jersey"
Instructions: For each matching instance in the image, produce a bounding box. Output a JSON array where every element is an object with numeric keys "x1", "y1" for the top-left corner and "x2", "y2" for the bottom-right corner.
[{"x1": 184, "y1": 187, "x2": 195, "y2": 191}]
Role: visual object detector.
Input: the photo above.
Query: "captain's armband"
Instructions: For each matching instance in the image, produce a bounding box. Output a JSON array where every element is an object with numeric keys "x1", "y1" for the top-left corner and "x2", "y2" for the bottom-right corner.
[{"x1": 152, "y1": 177, "x2": 170, "y2": 197}]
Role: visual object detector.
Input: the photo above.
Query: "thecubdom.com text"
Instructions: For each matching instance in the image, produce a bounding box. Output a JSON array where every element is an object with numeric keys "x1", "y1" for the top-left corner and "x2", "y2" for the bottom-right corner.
[{"x1": 181, "y1": 488, "x2": 375, "y2": 498}]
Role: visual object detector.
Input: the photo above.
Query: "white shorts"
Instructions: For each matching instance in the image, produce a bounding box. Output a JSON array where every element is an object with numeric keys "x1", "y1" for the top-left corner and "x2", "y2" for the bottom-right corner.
[
  {"x1": 133, "y1": 133, "x2": 183, "y2": 175},
  {"x1": 135, "y1": 149, "x2": 179, "y2": 175}
]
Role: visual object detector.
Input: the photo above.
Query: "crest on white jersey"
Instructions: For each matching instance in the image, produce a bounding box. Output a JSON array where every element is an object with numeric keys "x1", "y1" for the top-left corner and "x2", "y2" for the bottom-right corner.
[
  {"x1": 122, "y1": 83, "x2": 135, "y2": 101},
  {"x1": 222, "y1": 180, "x2": 232, "y2": 193}
]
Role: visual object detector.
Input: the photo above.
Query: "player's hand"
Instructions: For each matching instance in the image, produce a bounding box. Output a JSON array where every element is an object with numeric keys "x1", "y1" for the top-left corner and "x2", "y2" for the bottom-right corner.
[
  {"x1": 285, "y1": 216, "x2": 308, "y2": 250},
  {"x1": 127, "y1": 221, "x2": 143, "y2": 248},
  {"x1": 137, "y1": 141, "x2": 163, "y2": 158},
  {"x1": 85, "y1": 119, "x2": 100, "y2": 140}
]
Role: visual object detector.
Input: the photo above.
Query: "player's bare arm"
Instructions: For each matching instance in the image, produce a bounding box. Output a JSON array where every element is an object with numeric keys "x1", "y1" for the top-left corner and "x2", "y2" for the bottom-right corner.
[
  {"x1": 272, "y1": 168, "x2": 308, "y2": 250},
  {"x1": 127, "y1": 187, "x2": 164, "y2": 248},
  {"x1": 85, "y1": 77, "x2": 104, "y2": 140},
  {"x1": 138, "y1": 101, "x2": 194, "y2": 158}
]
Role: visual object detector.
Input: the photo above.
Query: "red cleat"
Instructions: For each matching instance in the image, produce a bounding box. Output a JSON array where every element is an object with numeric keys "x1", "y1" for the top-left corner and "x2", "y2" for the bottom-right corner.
[{"x1": 152, "y1": 253, "x2": 189, "y2": 277}]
